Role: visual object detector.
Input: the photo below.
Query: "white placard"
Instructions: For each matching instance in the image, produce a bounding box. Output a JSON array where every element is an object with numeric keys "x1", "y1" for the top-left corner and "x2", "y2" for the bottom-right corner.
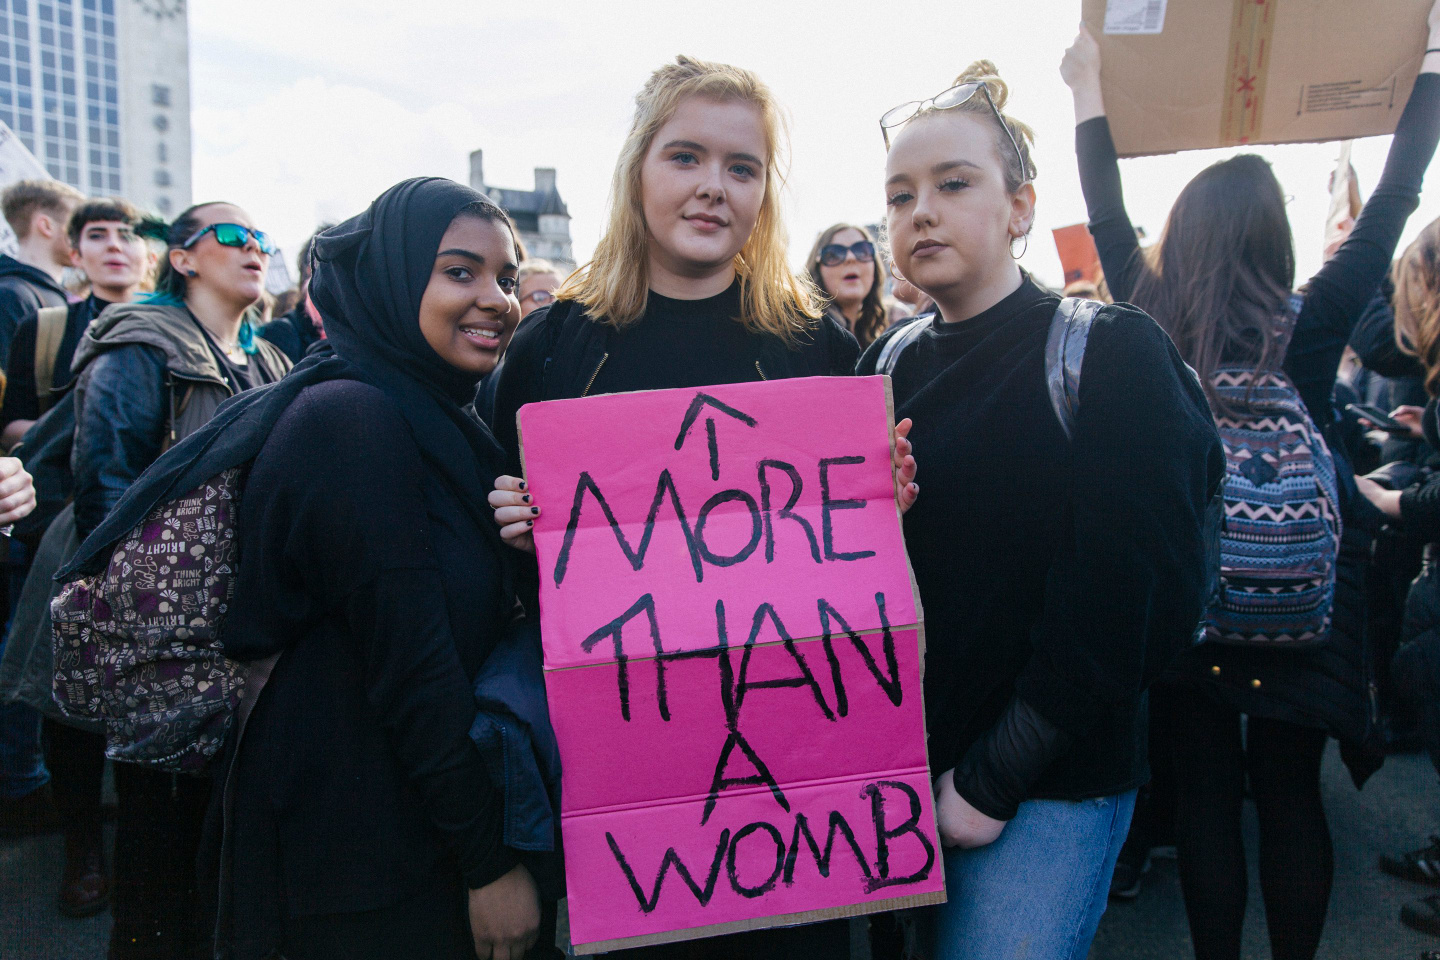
[{"x1": 1105, "y1": 0, "x2": 1168, "y2": 34}]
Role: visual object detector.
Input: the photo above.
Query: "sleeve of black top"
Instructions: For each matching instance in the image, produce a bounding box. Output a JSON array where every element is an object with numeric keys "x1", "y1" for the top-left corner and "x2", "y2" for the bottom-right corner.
[
  {"x1": 492, "y1": 308, "x2": 552, "y2": 479},
  {"x1": 1285, "y1": 73, "x2": 1440, "y2": 426},
  {"x1": 0, "y1": 285, "x2": 34, "y2": 370},
  {"x1": 1401, "y1": 474, "x2": 1440, "y2": 542},
  {"x1": 1, "y1": 315, "x2": 39, "y2": 426},
  {"x1": 274, "y1": 386, "x2": 515, "y2": 889},
  {"x1": 1007, "y1": 308, "x2": 1222, "y2": 760},
  {"x1": 71, "y1": 344, "x2": 169, "y2": 543},
  {"x1": 1075, "y1": 117, "x2": 1151, "y2": 305},
  {"x1": 1350, "y1": 278, "x2": 1426, "y2": 381}
]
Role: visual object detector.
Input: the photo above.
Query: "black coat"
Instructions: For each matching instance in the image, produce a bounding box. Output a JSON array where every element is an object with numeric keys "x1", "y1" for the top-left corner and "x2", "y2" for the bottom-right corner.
[{"x1": 0, "y1": 254, "x2": 66, "y2": 366}]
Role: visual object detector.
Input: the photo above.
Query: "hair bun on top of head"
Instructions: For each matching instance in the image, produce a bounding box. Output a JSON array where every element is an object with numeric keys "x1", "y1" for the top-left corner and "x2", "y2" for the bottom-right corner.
[{"x1": 953, "y1": 59, "x2": 1011, "y2": 111}]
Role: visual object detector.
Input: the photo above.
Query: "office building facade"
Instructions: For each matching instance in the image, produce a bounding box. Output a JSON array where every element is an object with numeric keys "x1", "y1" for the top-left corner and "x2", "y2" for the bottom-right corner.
[{"x1": 0, "y1": 0, "x2": 189, "y2": 215}]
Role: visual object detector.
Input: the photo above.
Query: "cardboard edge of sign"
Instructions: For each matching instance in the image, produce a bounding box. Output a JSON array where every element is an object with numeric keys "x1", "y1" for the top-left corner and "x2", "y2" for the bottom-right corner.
[{"x1": 561, "y1": 888, "x2": 948, "y2": 956}]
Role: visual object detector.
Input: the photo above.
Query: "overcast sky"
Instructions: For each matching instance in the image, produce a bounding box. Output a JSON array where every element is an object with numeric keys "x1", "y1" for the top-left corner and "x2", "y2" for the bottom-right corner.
[{"x1": 188, "y1": 0, "x2": 1440, "y2": 291}]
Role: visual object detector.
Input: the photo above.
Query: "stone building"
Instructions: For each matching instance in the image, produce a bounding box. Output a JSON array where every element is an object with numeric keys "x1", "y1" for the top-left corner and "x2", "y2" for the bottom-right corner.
[
  {"x1": 0, "y1": 0, "x2": 191, "y2": 216},
  {"x1": 468, "y1": 148, "x2": 575, "y2": 274}
]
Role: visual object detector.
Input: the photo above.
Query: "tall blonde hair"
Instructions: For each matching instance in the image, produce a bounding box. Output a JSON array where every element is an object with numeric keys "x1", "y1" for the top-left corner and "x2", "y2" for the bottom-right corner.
[
  {"x1": 557, "y1": 55, "x2": 821, "y2": 339},
  {"x1": 1394, "y1": 216, "x2": 1440, "y2": 397}
]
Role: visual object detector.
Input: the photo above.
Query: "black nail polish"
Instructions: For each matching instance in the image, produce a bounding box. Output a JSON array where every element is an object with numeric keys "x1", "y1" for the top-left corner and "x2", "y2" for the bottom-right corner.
[
  {"x1": 522, "y1": 495, "x2": 531, "y2": 503},
  {"x1": 518, "y1": 481, "x2": 527, "y2": 491},
  {"x1": 530, "y1": 507, "x2": 539, "y2": 515},
  {"x1": 526, "y1": 519, "x2": 534, "y2": 527}
]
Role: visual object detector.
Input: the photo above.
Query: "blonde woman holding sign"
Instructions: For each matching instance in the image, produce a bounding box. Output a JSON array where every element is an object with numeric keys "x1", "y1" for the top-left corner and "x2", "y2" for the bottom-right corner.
[
  {"x1": 857, "y1": 60, "x2": 1222, "y2": 959},
  {"x1": 488, "y1": 55, "x2": 917, "y2": 957}
]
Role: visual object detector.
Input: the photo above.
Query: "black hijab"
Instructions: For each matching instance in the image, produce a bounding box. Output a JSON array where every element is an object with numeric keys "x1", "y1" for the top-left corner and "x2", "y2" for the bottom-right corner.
[{"x1": 61, "y1": 177, "x2": 514, "y2": 579}]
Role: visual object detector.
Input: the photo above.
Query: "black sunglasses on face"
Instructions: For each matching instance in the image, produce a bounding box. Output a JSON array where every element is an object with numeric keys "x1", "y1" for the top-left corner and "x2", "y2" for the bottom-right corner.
[{"x1": 818, "y1": 240, "x2": 876, "y2": 268}]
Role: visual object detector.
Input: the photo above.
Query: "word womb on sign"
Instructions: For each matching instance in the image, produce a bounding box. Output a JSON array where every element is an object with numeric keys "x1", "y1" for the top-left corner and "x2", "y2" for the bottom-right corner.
[{"x1": 518, "y1": 375, "x2": 944, "y2": 952}]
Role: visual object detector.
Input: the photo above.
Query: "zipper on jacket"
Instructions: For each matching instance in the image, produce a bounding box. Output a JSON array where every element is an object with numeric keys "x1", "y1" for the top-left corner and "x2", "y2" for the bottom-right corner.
[
  {"x1": 581, "y1": 353, "x2": 609, "y2": 397},
  {"x1": 754, "y1": 360, "x2": 768, "y2": 381}
]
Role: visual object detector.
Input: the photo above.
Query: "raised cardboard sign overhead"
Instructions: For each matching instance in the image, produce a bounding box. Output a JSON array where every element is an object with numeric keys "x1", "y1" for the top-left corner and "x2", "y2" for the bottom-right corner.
[
  {"x1": 1084, "y1": 0, "x2": 1432, "y2": 157},
  {"x1": 1053, "y1": 223, "x2": 1104, "y2": 286},
  {"x1": 518, "y1": 377, "x2": 943, "y2": 953}
]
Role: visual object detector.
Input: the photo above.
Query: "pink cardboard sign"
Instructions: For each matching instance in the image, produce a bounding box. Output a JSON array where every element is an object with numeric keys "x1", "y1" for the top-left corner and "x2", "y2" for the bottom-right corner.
[{"x1": 518, "y1": 376, "x2": 943, "y2": 952}]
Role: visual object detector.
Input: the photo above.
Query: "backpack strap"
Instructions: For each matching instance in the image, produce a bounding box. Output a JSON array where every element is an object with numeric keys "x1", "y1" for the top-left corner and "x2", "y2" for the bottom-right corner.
[
  {"x1": 33, "y1": 305, "x2": 68, "y2": 416},
  {"x1": 1045, "y1": 297, "x2": 1103, "y2": 442},
  {"x1": 875, "y1": 313, "x2": 931, "y2": 377}
]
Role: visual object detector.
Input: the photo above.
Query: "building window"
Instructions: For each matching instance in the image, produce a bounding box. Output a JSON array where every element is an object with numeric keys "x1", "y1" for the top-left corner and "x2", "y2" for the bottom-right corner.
[
  {"x1": 152, "y1": 113, "x2": 167, "y2": 132},
  {"x1": 151, "y1": 83, "x2": 168, "y2": 107},
  {"x1": 156, "y1": 196, "x2": 171, "y2": 215},
  {"x1": 153, "y1": 169, "x2": 169, "y2": 187}
]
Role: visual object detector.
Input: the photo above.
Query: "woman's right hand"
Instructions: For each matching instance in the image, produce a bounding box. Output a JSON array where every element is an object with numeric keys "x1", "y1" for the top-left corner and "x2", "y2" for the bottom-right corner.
[
  {"x1": 1061, "y1": 25, "x2": 1106, "y2": 123},
  {"x1": 468, "y1": 862, "x2": 540, "y2": 960},
  {"x1": 489, "y1": 475, "x2": 538, "y2": 554},
  {"x1": 1391, "y1": 404, "x2": 1428, "y2": 440}
]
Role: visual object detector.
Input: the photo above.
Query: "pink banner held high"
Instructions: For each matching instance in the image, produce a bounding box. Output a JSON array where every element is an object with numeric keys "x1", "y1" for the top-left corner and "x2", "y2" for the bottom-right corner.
[{"x1": 518, "y1": 375, "x2": 943, "y2": 952}]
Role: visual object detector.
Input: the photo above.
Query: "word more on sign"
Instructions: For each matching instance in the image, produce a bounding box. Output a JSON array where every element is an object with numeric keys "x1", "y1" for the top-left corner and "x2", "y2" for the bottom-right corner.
[{"x1": 519, "y1": 376, "x2": 944, "y2": 952}]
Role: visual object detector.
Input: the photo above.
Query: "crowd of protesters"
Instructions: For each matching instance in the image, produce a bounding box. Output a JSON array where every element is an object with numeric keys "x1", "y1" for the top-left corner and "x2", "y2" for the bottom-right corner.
[{"x1": 0, "y1": 8, "x2": 1437, "y2": 960}]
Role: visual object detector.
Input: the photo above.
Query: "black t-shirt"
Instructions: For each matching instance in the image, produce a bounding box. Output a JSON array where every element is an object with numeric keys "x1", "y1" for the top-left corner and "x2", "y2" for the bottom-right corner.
[
  {"x1": 196, "y1": 322, "x2": 270, "y2": 394},
  {"x1": 588, "y1": 281, "x2": 775, "y2": 394}
]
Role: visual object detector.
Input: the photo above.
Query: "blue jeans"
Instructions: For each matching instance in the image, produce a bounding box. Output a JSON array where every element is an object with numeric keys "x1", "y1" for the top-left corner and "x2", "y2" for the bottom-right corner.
[{"x1": 919, "y1": 789, "x2": 1137, "y2": 960}]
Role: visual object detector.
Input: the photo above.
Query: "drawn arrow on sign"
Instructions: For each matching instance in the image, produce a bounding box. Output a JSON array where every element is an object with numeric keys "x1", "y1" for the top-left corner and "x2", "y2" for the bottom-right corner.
[{"x1": 674, "y1": 392, "x2": 758, "y2": 481}]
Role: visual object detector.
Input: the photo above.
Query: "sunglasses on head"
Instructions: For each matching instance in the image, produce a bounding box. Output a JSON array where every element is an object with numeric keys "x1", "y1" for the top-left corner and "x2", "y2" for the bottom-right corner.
[
  {"x1": 818, "y1": 240, "x2": 876, "y2": 268},
  {"x1": 182, "y1": 222, "x2": 278, "y2": 256},
  {"x1": 879, "y1": 81, "x2": 1029, "y2": 182}
]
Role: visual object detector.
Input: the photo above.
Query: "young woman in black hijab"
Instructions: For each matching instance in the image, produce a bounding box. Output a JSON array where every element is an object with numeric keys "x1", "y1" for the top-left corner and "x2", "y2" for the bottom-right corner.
[{"x1": 63, "y1": 178, "x2": 539, "y2": 960}]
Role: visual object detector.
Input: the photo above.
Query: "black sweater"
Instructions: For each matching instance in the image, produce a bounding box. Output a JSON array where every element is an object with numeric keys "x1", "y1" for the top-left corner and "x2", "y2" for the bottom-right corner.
[
  {"x1": 222, "y1": 380, "x2": 513, "y2": 927},
  {"x1": 1078, "y1": 72, "x2": 1440, "y2": 433},
  {"x1": 857, "y1": 274, "x2": 1222, "y2": 813}
]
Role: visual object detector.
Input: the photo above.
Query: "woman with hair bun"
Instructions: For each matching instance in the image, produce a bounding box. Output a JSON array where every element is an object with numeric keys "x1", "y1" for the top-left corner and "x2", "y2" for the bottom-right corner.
[{"x1": 860, "y1": 60, "x2": 1221, "y2": 959}]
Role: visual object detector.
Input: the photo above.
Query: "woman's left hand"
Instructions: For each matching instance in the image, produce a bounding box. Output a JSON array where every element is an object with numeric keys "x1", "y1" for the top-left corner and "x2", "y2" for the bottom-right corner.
[
  {"x1": 1356, "y1": 474, "x2": 1404, "y2": 519},
  {"x1": 934, "y1": 768, "x2": 1006, "y2": 849},
  {"x1": 894, "y1": 418, "x2": 918, "y2": 515}
]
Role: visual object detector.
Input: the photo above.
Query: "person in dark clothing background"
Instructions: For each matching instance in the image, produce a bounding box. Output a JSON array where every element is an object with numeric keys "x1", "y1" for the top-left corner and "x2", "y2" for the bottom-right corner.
[
  {"x1": 489, "y1": 55, "x2": 916, "y2": 960},
  {"x1": 0, "y1": 178, "x2": 81, "y2": 844},
  {"x1": 258, "y1": 222, "x2": 331, "y2": 362},
  {"x1": 860, "y1": 59, "x2": 1220, "y2": 960},
  {"x1": 0, "y1": 196, "x2": 154, "y2": 921},
  {"x1": 1, "y1": 198, "x2": 155, "y2": 448},
  {"x1": 204, "y1": 178, "x2": 538, "y2": 960},
  {"x1": 70, "y1": 200, "x2": 290, "y2": 959},
  {"x1": 1354, "y1": 215, "x2": 1440, "y2": 940},
  {"x1": 1064, "y1": 11, "x2": 1440, "y2": 958},
  {"x1": 0, "y1": 179, "x2": 81, "y2": 368}
]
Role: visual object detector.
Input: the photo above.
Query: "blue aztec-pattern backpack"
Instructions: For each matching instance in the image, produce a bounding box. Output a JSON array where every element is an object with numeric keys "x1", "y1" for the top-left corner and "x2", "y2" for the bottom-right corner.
[{"x1": 1207, "y1": 364, "x2": 1341, "y2": 647}]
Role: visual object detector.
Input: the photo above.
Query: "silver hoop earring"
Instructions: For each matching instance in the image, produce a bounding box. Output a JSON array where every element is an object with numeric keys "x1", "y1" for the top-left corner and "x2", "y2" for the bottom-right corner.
[{"x1": 1009, "y1": 234, "x2": 1028, "y2": 260}]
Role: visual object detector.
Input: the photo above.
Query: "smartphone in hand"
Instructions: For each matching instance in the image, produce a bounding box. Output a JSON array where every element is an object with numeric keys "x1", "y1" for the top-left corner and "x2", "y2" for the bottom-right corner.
[{"x1": 1346, "y1": 403, "x2": 1414, "y2": 435}]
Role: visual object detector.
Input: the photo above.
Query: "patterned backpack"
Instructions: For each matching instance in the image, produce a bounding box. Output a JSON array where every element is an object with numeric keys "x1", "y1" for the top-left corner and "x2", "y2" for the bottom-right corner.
[
  {"x1": 50, "y1": 467, "x2": 256, "y2": 773},
  {"x1": 1208, "y1": 368, "x2": 1342, "y2": 646}
]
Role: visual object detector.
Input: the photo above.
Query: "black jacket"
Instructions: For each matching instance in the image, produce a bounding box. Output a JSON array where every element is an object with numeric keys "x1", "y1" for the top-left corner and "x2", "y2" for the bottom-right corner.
[
  {"x1": 0, "y1": 255, "x2": 68, "y2": 368},
  {"x1": 1, "y1": 294, "x2": 104, "y2": 428},
  {"x1": 69, "y1": 302, "x2": 290, "y2": 542}
]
